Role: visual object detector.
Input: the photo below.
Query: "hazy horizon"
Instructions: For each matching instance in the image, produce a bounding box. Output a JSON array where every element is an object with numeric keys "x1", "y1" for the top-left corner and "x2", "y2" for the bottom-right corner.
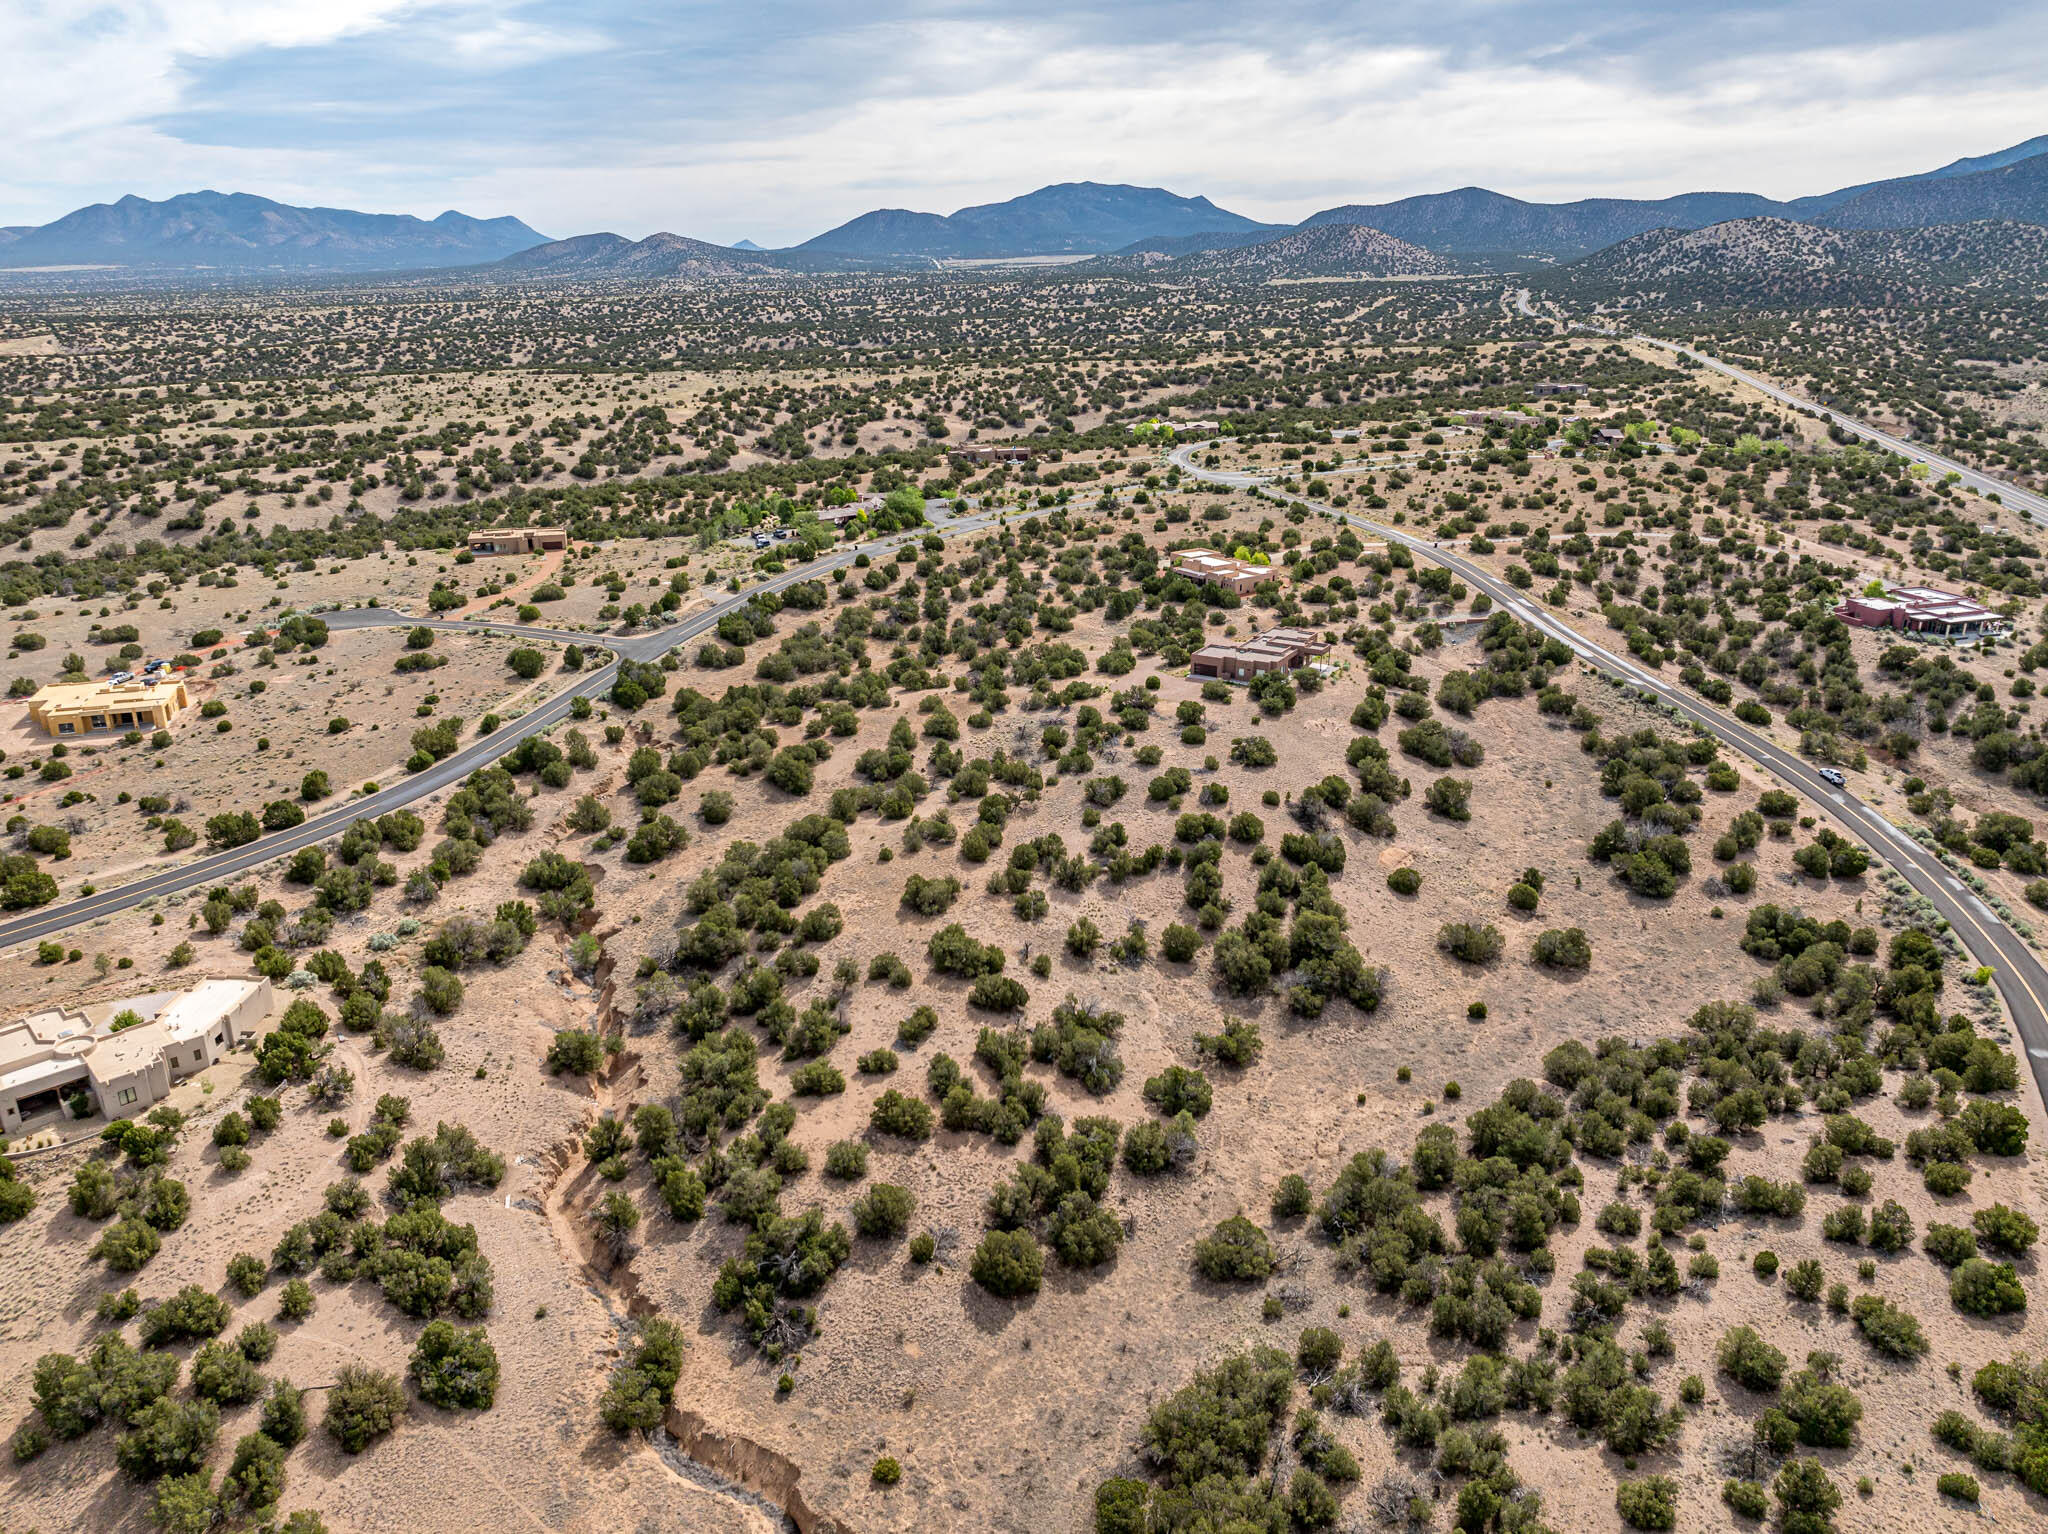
[{"x1": 3, "y1": 1, "x2": 2045, "y2": 244}]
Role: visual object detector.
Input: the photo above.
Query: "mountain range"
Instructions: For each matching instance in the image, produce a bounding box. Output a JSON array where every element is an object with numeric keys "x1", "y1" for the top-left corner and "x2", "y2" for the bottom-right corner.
[
  {"x1": 1297, "y1": 139, "x2": 2048, "y2": 258},
  {"x1": 1087, "y1": 223, "x2": 1453, "y2": 281},
  {"x1": 792, "y1": 182, "x2": 1275, "y2": 258},
  {"x1": 3, "y1": 136, "x2": 2045, "y2": 276},
  {"x1": 1567, "y1": 216, "x2": 2048, "y2": 298},
  {"x1": 0, "y1": 191, "x2": 549, "y2": 272}
]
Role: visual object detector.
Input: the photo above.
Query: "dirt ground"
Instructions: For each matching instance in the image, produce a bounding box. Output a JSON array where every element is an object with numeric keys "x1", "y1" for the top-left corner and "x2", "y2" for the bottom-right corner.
[
  {"x1": 3, "y1": 547, "x2": 2042, "y2": 1534},
  {"x1": 3, "y1": 625, "x2": 573, "y2": 893}
]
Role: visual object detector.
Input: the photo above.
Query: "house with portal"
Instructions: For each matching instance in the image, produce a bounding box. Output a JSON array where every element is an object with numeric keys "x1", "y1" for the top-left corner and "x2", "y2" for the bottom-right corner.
[
  {"x1": 467, "y1": 527, "x2": 567, "y2": 555},
  {"x1": 0, "y1": 978, "x2": 271, "y2": 1134},
  {"x1": 26, "y1": 674, "x2": 189, "y2": 738},
  {"x1": 1834, "y1": 584, "x2": 2010, "y2": 640},
  {"x1": 1190, "y1": 627, "x2": 1331, "y2": 682}
]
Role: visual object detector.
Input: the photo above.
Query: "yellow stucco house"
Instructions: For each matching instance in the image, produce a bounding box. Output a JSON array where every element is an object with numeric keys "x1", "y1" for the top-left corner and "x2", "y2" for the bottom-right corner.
[{"x1": 26, "y1": 674, "x2": 189, "y2": 737}]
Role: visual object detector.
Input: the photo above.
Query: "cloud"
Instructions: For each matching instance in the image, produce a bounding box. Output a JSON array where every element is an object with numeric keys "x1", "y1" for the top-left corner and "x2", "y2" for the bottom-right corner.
[{"x1": 0, "y1": 1, "x2": 2043, "y2": 243}]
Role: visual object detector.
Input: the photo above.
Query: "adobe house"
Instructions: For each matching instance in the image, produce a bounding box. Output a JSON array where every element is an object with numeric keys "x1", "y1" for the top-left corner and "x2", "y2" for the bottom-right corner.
[
  {"x1": 0, "y1": 977, "x2": 272, "y2": 1133},
  {"x1": 1190, "y1": 626, "x2": 1332, "y2": 682},
  {"x1": 466, "y1": 527, "x2": 568, "y2": 555},
  {"x1": 1835, "y1": 584, "x2": 2010, "y2": 640},
  {"x1": 27, "y1": 674, "x2": 189, "y2": 737},
  {"x1": 1171, "y1": 548, "x2": 1271, "y2": 596}
]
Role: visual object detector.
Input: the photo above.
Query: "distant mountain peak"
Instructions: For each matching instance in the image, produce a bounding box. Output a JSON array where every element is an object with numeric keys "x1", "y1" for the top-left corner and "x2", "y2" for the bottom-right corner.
[
  {"x1": 798, "y1": 182, "x2": 1279, "y2": 258},
  {"x1": 489, "y1": 230, "x2": 773, "y2": 278},
  {"x1": 1092, "y1": 221, "x2": 1454, "y2": 280},
  {"x1": 0, "y1": 190, "x2": 550, "y2": 273}
]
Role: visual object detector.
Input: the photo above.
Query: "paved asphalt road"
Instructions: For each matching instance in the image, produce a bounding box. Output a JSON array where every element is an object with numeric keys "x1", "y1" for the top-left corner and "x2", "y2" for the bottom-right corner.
[
  {"x1": 13, "y1": 354, "x2": 2048, "y2": 1106},
  {"x1": 0, "y1": 513, "x2": 998, "y2": 951},
  {"x1": 1513, "y1": 287, "x2": 2048, "y2": 522},
  {"x1": 1631, "y1": 337, "x2": 2048, "y2": 524},
  {"x1": 1166, "y1": 434, "x2": 2048, "y2": 1102}
]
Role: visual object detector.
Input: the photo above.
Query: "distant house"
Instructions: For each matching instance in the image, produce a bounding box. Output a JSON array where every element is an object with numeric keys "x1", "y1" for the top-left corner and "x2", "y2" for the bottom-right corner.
[
  {"x1": 1172, "y1": 547, "x2": 1272, "y2": 596},
  {"x1": 948, "y1": 445, "x2": 1032, "y2": 465},
  {"x1": 0, "y1": 977, "x2": 272, "y2": 1132},
  {"x1": 1532, "y1": 382, "x2": 1589, "y2": 397},
  {"x1": 467, "y1": 527, "x2": 567, "y2": 555},
  {"x1": 1835, "y1": 585, "x2": 2010, "y2": 640},
  {"x1": 818, "y1": 503, "x2": 866, "y2": 527},
  {"x1": 27, "y1": 674, "x2": 188, "y2": 737},
  {"x1": 1190, "y1": 627, "x2": 1331, "y2": 682}
]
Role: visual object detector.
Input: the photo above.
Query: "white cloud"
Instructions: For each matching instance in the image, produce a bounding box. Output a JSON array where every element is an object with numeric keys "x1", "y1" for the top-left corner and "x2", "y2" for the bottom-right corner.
[
  {"x1": 438, "y1": 16, "x2": 608, "y2": 70},
  {"x1": 0, "y1": 2, "x2": 2043, "y2": 240},
  {"x1": 0, "y1": 0, "x2": 421, "y2": 144},
  {"x1": 440, "y1": 21, "x2": 2048, "y2": 244}
]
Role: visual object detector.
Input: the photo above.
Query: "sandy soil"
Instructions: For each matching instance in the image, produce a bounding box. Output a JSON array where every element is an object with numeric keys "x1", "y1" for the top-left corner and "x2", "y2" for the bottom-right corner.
[{"x1": 1, "y1": 490, "x2": 2043, "y2": 1534}]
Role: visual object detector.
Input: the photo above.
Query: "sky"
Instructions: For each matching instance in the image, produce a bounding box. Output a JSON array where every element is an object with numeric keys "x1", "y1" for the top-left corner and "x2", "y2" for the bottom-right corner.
[{"x1": 3, "y1": 0, "x2": 2045, "y2": 245}]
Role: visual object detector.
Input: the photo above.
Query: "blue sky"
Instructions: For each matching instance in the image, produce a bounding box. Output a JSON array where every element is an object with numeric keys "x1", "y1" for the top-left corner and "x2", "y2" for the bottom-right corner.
[{"x1": 3, "y1": 1, "x2": 2044, "y2": 244}]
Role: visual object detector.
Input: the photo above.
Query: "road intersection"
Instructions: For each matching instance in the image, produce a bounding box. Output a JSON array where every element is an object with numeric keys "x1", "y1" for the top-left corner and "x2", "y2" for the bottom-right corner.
[{"x1": 0, "y1": 511, "x2": 998, "y2": 952}]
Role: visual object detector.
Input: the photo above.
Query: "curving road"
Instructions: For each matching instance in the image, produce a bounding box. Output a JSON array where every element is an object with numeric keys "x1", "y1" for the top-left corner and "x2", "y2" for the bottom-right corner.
[
  {"x1": 1630, "y1": 337, "x2": 2048, "y2": 524},
  {"x1": 0, "y1": 515, "x2": 1001, "y2": 952},
  {"x1": 1166, "y1": 435, "x2": 2048, "y2": 1101},
  {"x1": 1512, "y1": 287, "x2": 2046, "y2": 521}
]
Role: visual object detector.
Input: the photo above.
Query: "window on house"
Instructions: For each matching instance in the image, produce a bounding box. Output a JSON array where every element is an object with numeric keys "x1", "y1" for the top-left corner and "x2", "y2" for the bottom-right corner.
[{"x1": 118, "y1": 1087, "x2": 137, "y2": 1105}]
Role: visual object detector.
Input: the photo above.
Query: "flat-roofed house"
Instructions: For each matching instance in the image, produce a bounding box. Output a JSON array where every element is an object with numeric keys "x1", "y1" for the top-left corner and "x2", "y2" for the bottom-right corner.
[
  {"x1": 1190, "y1": 626, "x2": 1332, "y2": 682},
  {"x1": 27, "y1": 674, "x2": 189, "y2": 737},
  {"x1": 1172, "y1": 548, "x2": 1271, "y2": 596},
  {"x1": 466, "y1": 527, "x2": 568, "y2": 555},
  {"x1": 0, "y1": 977, "x2": 272, "y2": 1133},
  {"x1": 1836, "y1": 585, "x2": 2010, "y2": 639}
]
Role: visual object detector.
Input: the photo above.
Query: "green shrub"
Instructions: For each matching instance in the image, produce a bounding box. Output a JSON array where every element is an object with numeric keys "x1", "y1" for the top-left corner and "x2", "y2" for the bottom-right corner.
[
  {"x1": 1296, "y1": 1327, "x2": 1342, "y2": 1374},
  {"x1": 851, "y1": 1183, "x2": 916, "y2": 1239},
  {"x1": 1616, "y1": 1475, "x2": 1678, "y2": 1530},
  {"x1": 409, "y1": 1321, "x2": 499, "y2": 1410},
  {"x1": 1937, "y1": 1471, "x2": 1979, "y2": 1502},
  {"x1": 1974, "y1": 1203, "x2": 2038, "y2": 1255},
  {"x1": 1193, "y1": 1216, "x2": 1273, "y2": 1282},
  {"x1": 545, "y1": 1029, "x2": 605, "y2": 1075},
  {"x1": 1849, "y1": 1294, "x2": 1929, "y2": 1358},
  {"x1": 1142, "y1": 1065, "x2": 1212, "y2": 1119},
  {"x1": 870, "y1": 1089, "x2": 934, "y2": 1141},
  {"x1": 1717, "y1": 1326, "x2": 1786, "y2": 1392},
  {"x1": 1951, "y1": 1259, "x2": 2027, "y2": 1316},
  {"x1": 1271, "y1": 1174, "x2": 1312, "y2": 1221},
  {"x1": 970, "y1": 1229, "x2": 1043, "y2": 1296},
  {"x1": 1773, "y1": 1458, "x2": 1840, "y2": 1529},
  {"x1": 189, "y1": 1342, "x2": 263, "y2": 1407},
  {"x1": 1436, "y1": 921, "x2": 1503, "y2": 964},
  {"x1": 140, "y1": 1286, "x2": 232, "y2": 1347},
  {"x1": 115, "y1": 1397, "x2": 219, "y2": 1480},
  {"x1": 1722, "y1": 1479, "x2": 1768, "y2": 1519},
  {"x1": 324, "y1": 1365, "x2": 406, "y2": 1452},
  {"x1": 1530, "y1": 927, "x2": 1591, "y2": 969}
]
